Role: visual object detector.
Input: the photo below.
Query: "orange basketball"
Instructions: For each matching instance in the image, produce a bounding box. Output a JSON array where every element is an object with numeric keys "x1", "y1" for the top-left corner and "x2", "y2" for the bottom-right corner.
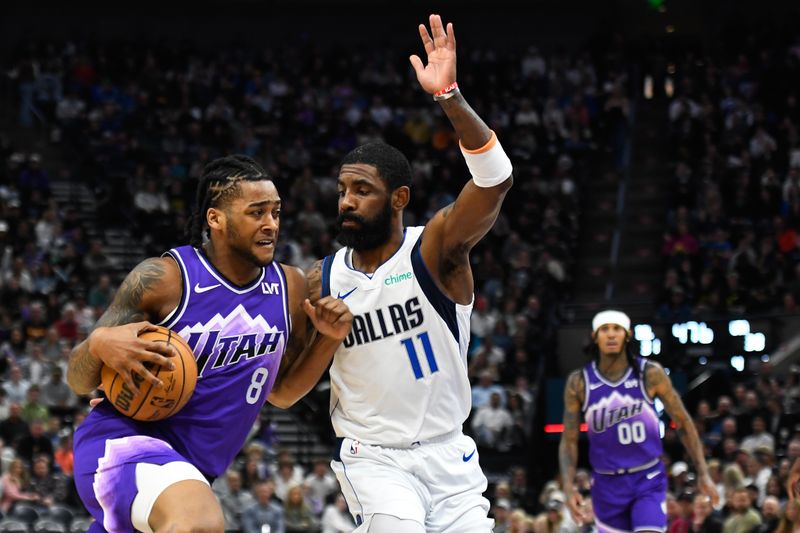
[{"x1": 101, "y1": 326, "x2": 198, "y2": 422}]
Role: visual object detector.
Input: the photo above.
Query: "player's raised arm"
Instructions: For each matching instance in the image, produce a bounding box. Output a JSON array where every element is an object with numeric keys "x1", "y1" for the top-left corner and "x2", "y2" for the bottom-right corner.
[
  {"x1": 559, "y1": 370, "x2": 588, "y2": 526},
  {"x1": 410, "y1": 15, "x2": 513, "y2": 295},
  {"x1": 268, "y1": 262, "x2": 352, "y2": 409},
  {"x1": 66, "y1": 257, "x2": 180, "y2": 396},
  {"x1": 646, "y1": 361, "x2": 720, "y2": 506}
]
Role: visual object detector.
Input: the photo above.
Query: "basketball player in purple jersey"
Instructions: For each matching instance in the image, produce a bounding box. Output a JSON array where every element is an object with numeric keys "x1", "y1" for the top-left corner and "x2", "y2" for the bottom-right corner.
[
  {"x1": 559, "y1": 310, "x2": 718, "y2": 533},
  {"x1": 67, "y1": 155, "x2": 352, "y2": 533}
]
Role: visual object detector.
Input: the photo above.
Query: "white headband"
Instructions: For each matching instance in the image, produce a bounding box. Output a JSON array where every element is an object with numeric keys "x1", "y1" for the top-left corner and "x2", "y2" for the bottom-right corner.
[{"x1": 592, "y1": 310, "x2": 631, "y2": 333}]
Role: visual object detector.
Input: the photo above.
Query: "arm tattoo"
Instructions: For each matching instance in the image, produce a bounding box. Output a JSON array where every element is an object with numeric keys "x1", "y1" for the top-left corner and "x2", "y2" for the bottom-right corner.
[
  {"x1": 559, "y1": 372, "x2": 584, "y2": 490},
  {"x1": 67, "y1": 258, "x2": 164, "y2": 395},
  {"x1": 95, "y1": 258, "x2": 165, "y2": 328},
  {"x1": 653, "y1": 363, "x2": 709, "y2": 476}
]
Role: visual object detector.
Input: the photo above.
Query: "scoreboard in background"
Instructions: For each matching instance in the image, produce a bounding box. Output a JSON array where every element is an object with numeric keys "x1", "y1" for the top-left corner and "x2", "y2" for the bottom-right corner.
[{"x1": 633, "y1": 318, "x2": 773, "y2": 371}]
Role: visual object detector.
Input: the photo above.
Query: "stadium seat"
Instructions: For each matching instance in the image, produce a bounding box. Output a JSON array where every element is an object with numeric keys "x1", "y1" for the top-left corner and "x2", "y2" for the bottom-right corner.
[
  {"x1": 32, "y1": 520, "x2": 66, "y2": 533},
  {"x1": 9, "y1": 505, "x2": 38, "y2": 525},
  {"x1": 67, "y1": 518, "x2": 93, "y2": 533},
  {"x1": 42, "y1": 507, "x2": 72, "y2": 529},
  {"x1": 0, "y1": 519, "x2": 29, "y2": 533}
]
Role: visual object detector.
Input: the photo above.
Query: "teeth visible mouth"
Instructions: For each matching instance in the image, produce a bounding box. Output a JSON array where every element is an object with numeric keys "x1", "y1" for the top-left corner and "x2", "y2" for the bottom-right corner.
[{"x1": 257, "y1": 240, "x2": 274, "y2": 246}]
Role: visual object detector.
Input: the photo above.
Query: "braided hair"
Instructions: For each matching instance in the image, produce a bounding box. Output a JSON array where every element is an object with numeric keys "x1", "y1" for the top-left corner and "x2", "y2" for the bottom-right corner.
[{"x1": 186, "y1": 155, "x2": 272, "y2": 248}]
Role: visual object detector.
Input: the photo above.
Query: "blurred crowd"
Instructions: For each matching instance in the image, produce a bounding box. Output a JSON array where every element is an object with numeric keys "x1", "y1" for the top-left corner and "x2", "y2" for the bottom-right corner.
[
  {"x1": 490, "y1": 360, "x2": 800, "y2": 533},
  {"x1": 0, "y1": 31, "x2": 638, "y2": 530},
  {"x1": 658, "y1": 27, "x2": 800, "y2": 322}
]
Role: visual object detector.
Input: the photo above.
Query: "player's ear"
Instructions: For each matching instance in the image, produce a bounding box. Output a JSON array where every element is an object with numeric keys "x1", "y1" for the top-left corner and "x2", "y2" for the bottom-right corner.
[
  {"x1": 392, "y1": 186, "x2": 410, "y2": 210},
  {"x1": 207, "y1": 207, "x2": 225, "y2": 232}
]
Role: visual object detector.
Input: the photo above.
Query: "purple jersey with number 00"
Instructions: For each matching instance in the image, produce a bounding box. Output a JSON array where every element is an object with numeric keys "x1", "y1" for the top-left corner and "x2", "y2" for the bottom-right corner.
[
  {"x1": 581, "y1": 358, "x2": 663, "y2": 472},
  {"x1": 75, "y1": 245, "x2": 290, "y2": 479}
]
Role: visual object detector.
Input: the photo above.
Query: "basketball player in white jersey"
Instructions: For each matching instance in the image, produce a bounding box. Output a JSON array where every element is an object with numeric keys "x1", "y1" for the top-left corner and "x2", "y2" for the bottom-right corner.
[{"x1": 306, "y1": 14, "x2": 513, "y2": 533}]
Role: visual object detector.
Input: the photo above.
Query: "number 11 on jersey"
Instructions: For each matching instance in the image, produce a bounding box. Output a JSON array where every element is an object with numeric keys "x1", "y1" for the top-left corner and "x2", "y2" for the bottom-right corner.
[{"x1": 401, "y1": 331, "x2": 438, "y2": 379}]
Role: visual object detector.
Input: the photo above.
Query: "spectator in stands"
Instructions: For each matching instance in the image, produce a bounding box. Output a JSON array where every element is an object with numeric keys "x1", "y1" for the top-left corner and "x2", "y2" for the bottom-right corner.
[
  {"x1": 18, "y1": 419, "x2": 54, "y2": 467},
  {"x1": 21, "y1": 385, "x2": 49, "y2": 424},
  {"x1": 28, "y1": 454, "x2": 70, "y2": 512},
  {"x1": 53, "y1": 433, "x2": 73, "y2": 476},
  {"x1": 284, "y1": 484, "x2": 318, "y2": 533},
  {"x1": 216, "y1": 469, "x2": 255, "y2": 532},
  {"x1": 53, "y1": 302, "x2": 79, "y2": 343},
  {"x1": 741, "y1": 417, "x2": 775, "y2": 456},
  {"x1": 40, "y1": 366, "x2": 75, "y2": 414},
  {"x1": 757, "y1": 496, "x2": 781, "y2": 533},
  {"x1": 492, "y1": 498, "x2": 512, "y2": 533},
  {"x1": 241, "y1": 479, "x2": 284, "y2": 533},
  {"x1": 690, "y1": 493, "x2": 722, "y2": 533},
  {"x1": 303, "y1": 458, "x2": 338, "y2": 516},
  {"x1": 0, "y1": 458, "x2": 39, "y2": 513},
  {"x1": 670, "y1": 490, "x2": 694, "y2": 533},
  {"x1": 471, "y1": 369, "x2": 507, "y2": 410},
  {"x1": 320, "y1": 492, "x2": 355, "y2": 533},
  {"x1": 722, "y1": 487, "x2": 762, "y2": 533},
  {"x1": 273, "y1": 456, "x2": 305, "y2": 504},
  {"x1": 472, "y1": 391, "x2": 514, "y2": 452},
  {"x1": 23, "y1": 343, "x2": 49, "y2": 386}
]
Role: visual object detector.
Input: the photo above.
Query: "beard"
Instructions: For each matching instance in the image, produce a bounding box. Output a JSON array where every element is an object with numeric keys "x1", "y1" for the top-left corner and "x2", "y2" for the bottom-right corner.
[{"x1": 336, "y1": 199, "x2": 393, "y2": 251}]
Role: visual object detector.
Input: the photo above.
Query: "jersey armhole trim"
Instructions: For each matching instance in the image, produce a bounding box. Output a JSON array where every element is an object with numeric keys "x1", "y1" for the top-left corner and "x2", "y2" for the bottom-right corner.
[
  {"x1": 158, "y1": 250, "x2": 189, "y2": 329},
  {"x1": 274, "y1": 262, "x2": 292, "y2": 339},
  {"x1": 581, "y1": 368, "x2": 591, "y2": 413},
  {"x1": 410, "y1": 237, "x2": 459, "y2": 344}
]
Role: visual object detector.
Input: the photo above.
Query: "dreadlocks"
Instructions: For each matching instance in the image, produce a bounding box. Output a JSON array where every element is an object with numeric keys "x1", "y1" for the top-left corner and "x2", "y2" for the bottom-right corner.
[{"x1": 186, "y1": 155, "x2": 272, "y2": 248}]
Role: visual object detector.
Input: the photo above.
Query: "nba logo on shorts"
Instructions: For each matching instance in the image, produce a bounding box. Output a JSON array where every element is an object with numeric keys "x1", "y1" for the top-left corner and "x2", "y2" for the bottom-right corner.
[{"x1": 350, "y1": 440, "x2": 360, "y2": 455}]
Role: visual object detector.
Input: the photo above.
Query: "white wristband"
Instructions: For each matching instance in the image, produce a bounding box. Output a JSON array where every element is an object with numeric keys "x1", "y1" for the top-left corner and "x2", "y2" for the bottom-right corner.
[{"x1": 460, "y1": 131, "x2": 513, "y2": 188}]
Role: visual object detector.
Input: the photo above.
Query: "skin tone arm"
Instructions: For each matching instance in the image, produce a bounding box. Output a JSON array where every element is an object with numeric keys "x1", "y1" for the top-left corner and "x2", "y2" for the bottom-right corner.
[
  {"x1": 409, "y1": 14, "x2": 513, "y2": 305},
  {"x1": 788, "y1": 458, "x2": 800, "y2": 501},
  {"x1": 268, "y1": 263, "x2": 352, "y2": 409},
  {"x1": 645, "y1": 361, "x2": 720, "y2": 506},
  {"x1": 559, "y1": 370, "x2": 589, "y2": 525},
  {"x1": 66, "y1": 257, "x2": 180, "y2": 396}
]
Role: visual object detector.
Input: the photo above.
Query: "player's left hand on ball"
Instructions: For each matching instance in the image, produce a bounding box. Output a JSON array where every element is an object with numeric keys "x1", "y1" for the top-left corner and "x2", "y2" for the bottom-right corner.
[
  {"x1": 303, "y1": 297, "x2": 353, "y2": 341},
  {"x1": 90, "y1": 384, "x2": 105, "y2": 408}
]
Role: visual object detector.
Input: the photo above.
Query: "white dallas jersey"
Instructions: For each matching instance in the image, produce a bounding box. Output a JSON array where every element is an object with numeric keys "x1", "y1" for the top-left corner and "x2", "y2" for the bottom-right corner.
[{"x1": 322, "y1": 226, "x2": 473, "y2": 446}]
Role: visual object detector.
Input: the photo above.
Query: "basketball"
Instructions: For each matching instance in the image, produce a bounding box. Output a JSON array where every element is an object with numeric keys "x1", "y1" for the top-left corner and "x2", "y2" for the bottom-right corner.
[{"x1": 101, "y1": 326, "x2": 198, "y2": 422}]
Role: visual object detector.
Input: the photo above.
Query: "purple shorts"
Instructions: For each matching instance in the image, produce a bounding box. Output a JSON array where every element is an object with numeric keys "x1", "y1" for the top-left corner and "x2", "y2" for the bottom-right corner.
[
  {"x1": 74, "y1": 432, "x2": 190, "y2": 533},
  {"x1": 591, "y1": 462, "x2": 667, "y2": 533}
]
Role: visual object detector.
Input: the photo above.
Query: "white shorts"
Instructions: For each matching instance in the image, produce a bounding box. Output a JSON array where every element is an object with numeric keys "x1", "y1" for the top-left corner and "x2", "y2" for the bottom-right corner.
[{"x1": 331, "y1": 432, "x2": 493, "y2": 533}]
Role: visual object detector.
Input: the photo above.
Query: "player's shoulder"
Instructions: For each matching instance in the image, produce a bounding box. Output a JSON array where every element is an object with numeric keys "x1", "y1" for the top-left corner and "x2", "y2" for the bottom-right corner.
[
  {"x1": 565, "y1": 368, "x2": 585, "y2": 393},
  {"x1": 129, "y1": 255, "x2": 181, "y2": 286}
]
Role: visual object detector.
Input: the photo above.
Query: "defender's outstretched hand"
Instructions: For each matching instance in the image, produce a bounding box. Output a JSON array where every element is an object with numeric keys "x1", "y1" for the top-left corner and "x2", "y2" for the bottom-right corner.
[
  {"x1": 303, "y1": 297, "x2": 353, "y2": 342},
  {"x1": 409, "y1": 14, "x2": 457, "y2": 95}
]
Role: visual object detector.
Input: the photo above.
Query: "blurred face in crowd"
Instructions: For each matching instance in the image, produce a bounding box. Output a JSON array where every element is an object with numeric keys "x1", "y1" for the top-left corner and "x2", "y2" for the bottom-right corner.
[
  {"x1": 336, "y1": 164, "x2": 395, "y2": 251},
  {"x1": 693, "y1": 494, "x2": 712, "y2": 521},
  {"x1": 226, "y1": 471, "x2": 242, "y2": 492},
  {"x1": 254, "y1": 481, "x2": 275, "y2": 505},
  {"x1": 761, "y1": 497, "x2": 780, "y2": 520},
  {"x1": 731, "y1": 490, "x2": 750, "y2": 513}
]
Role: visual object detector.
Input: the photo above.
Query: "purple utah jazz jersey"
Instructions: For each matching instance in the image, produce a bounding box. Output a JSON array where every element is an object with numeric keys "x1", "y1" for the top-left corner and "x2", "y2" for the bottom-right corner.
[
  {"x1": 75, "y1": 245, "x2": 290, "y2": 479},
  {"x1": 581, "y1": 358, "x2": 662, "y2": 472}
]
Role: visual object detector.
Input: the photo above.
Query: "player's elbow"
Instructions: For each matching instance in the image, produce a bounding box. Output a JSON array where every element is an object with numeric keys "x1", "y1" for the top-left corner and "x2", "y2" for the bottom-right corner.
[{"x1": 267, "y1": 388, "x2": 297, "y2": 409}]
